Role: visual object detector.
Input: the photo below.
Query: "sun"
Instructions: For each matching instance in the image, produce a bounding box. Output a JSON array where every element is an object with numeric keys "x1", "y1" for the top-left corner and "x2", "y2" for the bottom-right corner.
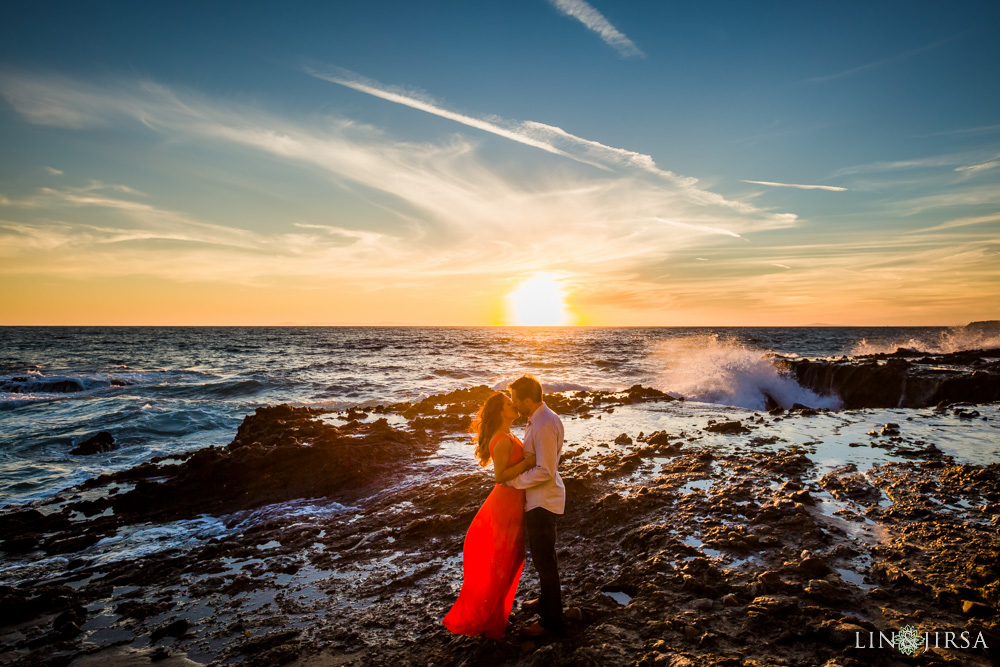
[{"x1": 505, "y1": 273, "x2": 574, "y2": 326}]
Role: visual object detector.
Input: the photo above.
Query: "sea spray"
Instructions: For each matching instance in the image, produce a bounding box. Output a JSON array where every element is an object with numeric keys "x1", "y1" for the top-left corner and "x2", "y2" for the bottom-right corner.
[
  {"x1": 653, "y1": 335, "x2": 841, "y2": 411},
  {"x1": 851, "y1": 326, "x2": 1000, "y2": 356}
]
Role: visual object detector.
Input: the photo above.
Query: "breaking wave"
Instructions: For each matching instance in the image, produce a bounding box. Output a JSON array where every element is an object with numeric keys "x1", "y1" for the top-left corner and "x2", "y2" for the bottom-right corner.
[
  {"x1": 653, "y1": 335, "x2": 841, "y2": 411},
  {"x1": 850, "y1": 327, "x2": 1000, "y2": 356}
]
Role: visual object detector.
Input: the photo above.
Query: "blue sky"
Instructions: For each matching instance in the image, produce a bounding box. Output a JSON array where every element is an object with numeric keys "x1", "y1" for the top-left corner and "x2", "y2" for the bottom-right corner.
[{"x1": 1, "y1": 0, "x2": 998, "y2": 325}]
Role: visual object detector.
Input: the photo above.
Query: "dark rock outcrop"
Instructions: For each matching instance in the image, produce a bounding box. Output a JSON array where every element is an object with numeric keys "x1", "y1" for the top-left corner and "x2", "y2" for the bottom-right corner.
[
  {"x1": 69, "y1": 431, "x2": 117, "y2": 455},
  {"x1": 102, "y1": 405, "x2": 436, "y2": 522},
  {"x1": 782, "y1": 348, "x2": 1000, "y2": 408},
  {"x1": 704, "y1": 420, "x2": 750, "y2": 435},
  {"x1": 0, "y1": 377, "x2": 86, "y2": 393}
]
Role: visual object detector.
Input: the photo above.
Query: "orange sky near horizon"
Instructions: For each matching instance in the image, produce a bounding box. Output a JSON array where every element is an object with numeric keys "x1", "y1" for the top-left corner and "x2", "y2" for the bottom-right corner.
[{"x1": 1, "y1": 271, "x2": 991, "y2": 327}]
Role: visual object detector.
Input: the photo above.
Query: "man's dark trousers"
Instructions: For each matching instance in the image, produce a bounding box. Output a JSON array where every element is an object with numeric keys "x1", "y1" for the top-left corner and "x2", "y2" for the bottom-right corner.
[{"x1": 525, "y1": 507, "x2": 564, "y2": 633}]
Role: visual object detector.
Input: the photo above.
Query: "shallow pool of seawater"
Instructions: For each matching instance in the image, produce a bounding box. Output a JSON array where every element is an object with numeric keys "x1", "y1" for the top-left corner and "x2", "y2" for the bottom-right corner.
[
  {"x1": 0, "y1": 497, "x2": 354, "y2": 586},
  {"x1": 602, "y1": 590, "x2": 633, "y2": 605}
]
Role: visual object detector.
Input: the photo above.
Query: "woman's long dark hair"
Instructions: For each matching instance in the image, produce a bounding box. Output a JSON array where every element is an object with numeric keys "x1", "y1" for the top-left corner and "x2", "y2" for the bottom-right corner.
[{"x1": 471, "y1": 392, "x2": 507, "y2": 467}]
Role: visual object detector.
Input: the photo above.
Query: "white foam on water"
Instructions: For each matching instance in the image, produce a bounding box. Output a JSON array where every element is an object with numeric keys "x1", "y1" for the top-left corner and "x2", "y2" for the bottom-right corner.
[
  {"x1": 652, "y1": 335, "x2": 841, "y2": 411},
  {"x1": 850, "y1": 327, "x2": 1000, "y2": 356},
  {"x1": 0, "y1": 497, "x2": 354, "y2": 585},
  {"x1": 90, "y1": 515, "x2": 230, "y2": 565},
  {"x1": 0, "y1": 368, "x2": 218, "y2": 405}
]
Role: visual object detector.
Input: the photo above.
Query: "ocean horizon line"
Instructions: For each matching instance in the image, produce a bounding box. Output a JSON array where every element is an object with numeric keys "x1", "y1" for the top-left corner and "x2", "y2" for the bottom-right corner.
[{"x1": 0, "y1": 323, "x2": 984, "y2": 329}]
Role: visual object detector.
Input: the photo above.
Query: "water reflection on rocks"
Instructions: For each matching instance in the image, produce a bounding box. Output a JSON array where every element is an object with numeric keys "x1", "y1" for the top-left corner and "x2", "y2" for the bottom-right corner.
[{"x1": 0, "y1": 385, "x2": 997, "y2": 665}]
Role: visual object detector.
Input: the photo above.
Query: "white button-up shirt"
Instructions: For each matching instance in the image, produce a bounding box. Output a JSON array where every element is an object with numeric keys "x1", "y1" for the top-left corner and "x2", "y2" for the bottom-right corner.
[{"x1": 506, "y1": 402, "x2": 565, "y2": 514}]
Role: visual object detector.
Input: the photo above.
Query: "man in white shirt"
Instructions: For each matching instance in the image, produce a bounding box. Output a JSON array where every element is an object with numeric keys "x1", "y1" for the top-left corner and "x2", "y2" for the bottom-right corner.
[{"x1": 506, "y1": 375, "x2": 565, "y2": 637}]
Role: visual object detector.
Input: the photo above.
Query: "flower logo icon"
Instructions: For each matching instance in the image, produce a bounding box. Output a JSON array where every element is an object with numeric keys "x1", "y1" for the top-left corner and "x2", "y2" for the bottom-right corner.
[{"x1": 897, "y1": 625, "x2": 923, "y2": 656}]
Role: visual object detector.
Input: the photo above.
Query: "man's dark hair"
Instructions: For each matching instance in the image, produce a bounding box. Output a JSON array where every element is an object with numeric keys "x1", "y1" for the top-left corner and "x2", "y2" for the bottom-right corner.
[{"x1": 509, "y1": 375, "x2": 542, "y2": 403}]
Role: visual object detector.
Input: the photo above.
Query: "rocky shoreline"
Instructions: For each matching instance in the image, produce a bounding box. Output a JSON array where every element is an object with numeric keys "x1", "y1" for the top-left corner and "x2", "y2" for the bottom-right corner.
[
  {"x1": 1, "y1": 374, "x2": 998, "y2": 666},
  {"x1": 783, "y1": 348, "x2": 1000, "y2": 410}
]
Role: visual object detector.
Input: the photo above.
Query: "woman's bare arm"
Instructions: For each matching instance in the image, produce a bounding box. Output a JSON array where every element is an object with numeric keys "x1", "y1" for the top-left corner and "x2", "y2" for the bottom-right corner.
[{"x1": 493, "y1": 436, "x2": 536, "y2": 484}]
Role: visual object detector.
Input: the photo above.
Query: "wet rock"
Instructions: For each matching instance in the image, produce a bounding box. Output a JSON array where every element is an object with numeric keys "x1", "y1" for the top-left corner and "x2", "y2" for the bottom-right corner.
[
  {"x1": 623, "y1": 385, "x2": 677, "y2": 404},
  {"x1": 149, "y1": 646, "x2": 171, "y2": 662},
  {"x1": 749, "y1": 571, "x2": 793, "y2": 596},
  {"x1": 42, "y1": 531, "x2": 104, "y2": 555},
  {"x1": 651, "y1": 652, "x2": 696, "y2": 666},
  {"x1": 0, "y1": 584, "x2": 80, "y2": 627},
  {"x1": 151, "y1": 618, "x2": 190, "y2": 642},
  {"x1": 795, "y1": 556, "x2": 833, "y2": 578},
  {"x1": 962, "y1": 600, "x2": 994, "y2": 618},
  {"x1": 115, "y1": 599, "x2": 174, "y2": 621},
  {"x1": 702, "y1": 524, "x2": 761, "y2": 552},
  {"x1": 391, "y1": 385, "x2": 496, "y2": 418},
  {"x1": 817, "y1": 619, "x2": 869, "y2": 647},
  {"x1": 746, "y1": 594, "x2": 798, "y2": 616},
  {"x1": 819, "y1": 471, "x2": 881, "y2": 503},
  {"x1": 69, "y1": 431, "x2": 117, "y2": 455},
  {"x1": 409, "y1": 414, "x2": 471, "y2": 431},
  {"x1": 614, "y1": 433, "x2": 633, "y2": 445},
  {"x1": 51, "y1": 605, "x2": 86, "y2": 637},
  {"x1": 399, "y1": 514, "x2": 458, "y2": 538},
  {"x1": 85, "y1": 406, "x2": 436, "y2": 524},
  {"x1": 791, "y1": 489, "x2": 814, "y2": 504},
  {"x1": 5, "y1": 394, "x2": 997, "y2": 667},
  {"x1": 704, "y1": 420, "x2": 750, "y2": 435},
  {"x1": 232, "y1": 629, "x2": 301, "y2": 665},
  {"x1": 529, "y1": 643, "x2": 562, "y2": 667},
  {"x1": 784, "y1": 349, "x2": 1000, "y2": 408},
  {"x1": 642, "y1": 430, "x2": 672, "y2": 446},
  {"x1": 804, "y1": 579, "x2": 851, "y2": 604}
]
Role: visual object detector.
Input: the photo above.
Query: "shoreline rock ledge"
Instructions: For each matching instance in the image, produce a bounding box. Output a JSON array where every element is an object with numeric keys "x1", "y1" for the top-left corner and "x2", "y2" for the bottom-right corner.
[{"x1": 783, "y1": 348, "x2": 1000, "y2": 409}]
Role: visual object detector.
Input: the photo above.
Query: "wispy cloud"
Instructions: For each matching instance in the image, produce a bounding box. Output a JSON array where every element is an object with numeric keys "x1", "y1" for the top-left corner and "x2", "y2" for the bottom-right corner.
[
  {"x1": 915, "y1": 123, "x2": 1000, "y2": 138},
  {"x1": 4, "y1": 69, "x2": 993, "y2": 324},
  {"x1": 834, "y1": 150, "x2": 1000, "y2": 176},
  {"x1": 0, "y1": 183, "x2": 261, "y2": 250},
  {"x1": 890, "y1": 185, "x2": 1000, "y2": 216},
  {"x1": 909, "y1": 212, "x2": 1000, "y2": 234},
  {"x1": 1, "y1": 69, "x2": 789, "y2": 292},
  {"x1": 43, "y1": 166, "x2": 63, "y2": 175},
  {"x1": 301, "y1": 67, "x2": 589, "y2": 164},
  {"x1": 806, "y1": 37, "x2": 954, "y2": 83},
  {"x1": 547, "y1": 0, "x2": 645, "y2": 58},
  {"x1": 742, "y1": 180, "x2": 847, "y2": 192},
  {"x1": 955, "y1": 161, "x2": 999, "y2": 174},
  {"x1": 645, "y1": 217, "x2": 742, "y2": 239},
  {"x1": 304, "y1": 66, "x2": 768, "y2": 215}
]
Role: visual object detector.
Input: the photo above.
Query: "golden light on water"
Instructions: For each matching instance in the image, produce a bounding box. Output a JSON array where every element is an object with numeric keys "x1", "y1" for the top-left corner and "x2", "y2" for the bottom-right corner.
[{"x1": 505, "y1": 273, "x2": 574, "y2": 326}]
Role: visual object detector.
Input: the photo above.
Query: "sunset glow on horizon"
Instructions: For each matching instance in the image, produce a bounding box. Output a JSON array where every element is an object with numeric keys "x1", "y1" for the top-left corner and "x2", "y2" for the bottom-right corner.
[
  {"x1": 1, "y1": 2, "x2": 997, "y2": 326},
  {"x1": 505, "y1": 274, "x2": 576, "y2": 326}
]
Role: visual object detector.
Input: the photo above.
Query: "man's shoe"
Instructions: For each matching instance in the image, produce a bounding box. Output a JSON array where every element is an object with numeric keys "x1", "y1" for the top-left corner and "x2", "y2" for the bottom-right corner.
[
  {"x1": 521, "y1": 598, "x2": 541, "y2": 612},
  {"x1": 520, "y1": 621, "x2": 551, "y2": 638}
]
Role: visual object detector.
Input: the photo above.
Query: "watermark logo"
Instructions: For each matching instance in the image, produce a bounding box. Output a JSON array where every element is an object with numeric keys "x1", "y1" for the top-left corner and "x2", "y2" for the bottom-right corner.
[
  {"x1": 895, "y1": 625, "x2": 922, "y2": 656},
  {"x1": 855, "y1": 624, "x2": 989, "y2": 655}
]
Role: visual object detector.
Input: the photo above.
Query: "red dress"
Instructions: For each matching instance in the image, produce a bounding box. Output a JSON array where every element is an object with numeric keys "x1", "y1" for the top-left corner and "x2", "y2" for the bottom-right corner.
[{"x1": 443, "y1": 433, "x2": 526, "y2": 640}]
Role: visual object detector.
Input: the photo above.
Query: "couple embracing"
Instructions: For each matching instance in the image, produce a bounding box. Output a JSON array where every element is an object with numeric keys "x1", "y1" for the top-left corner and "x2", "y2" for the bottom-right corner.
[{"x1": 442, "y1": 375, "x2": 566, "y2": 640}]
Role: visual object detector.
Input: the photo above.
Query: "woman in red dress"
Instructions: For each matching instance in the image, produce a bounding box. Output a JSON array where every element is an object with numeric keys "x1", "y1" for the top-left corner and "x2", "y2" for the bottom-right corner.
[{"x1": 443, "y1": 391, "x2": 536, "y2": 640}]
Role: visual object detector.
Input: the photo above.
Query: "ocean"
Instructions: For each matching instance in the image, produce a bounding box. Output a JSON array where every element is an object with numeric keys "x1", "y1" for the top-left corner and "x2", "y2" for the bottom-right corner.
[{"x1": 2, "y1": 325, "x2": 998, "y2": 510}]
